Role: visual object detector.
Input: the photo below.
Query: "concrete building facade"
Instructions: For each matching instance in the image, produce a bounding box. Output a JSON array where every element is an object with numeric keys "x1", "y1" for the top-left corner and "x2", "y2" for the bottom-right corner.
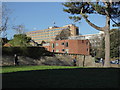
[
  {"x1": 68, "y1": 31, "x2": 104, "y2": 48},
  {"x1": 26, "y1": 24, "x2": 79, "y2": 44}
]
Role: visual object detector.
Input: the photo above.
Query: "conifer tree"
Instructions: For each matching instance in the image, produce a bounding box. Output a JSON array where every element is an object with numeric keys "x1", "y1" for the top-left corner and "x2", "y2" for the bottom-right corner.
[{"x1": 62, "y1": 0, "x2": 120, "y2": 67}]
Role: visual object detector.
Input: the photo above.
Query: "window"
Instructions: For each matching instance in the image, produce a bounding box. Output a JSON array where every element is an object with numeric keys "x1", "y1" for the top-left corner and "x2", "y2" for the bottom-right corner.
[
  {"x1": 65, "y1": 42, "x2": 69, "y2": 47},
  {"x1": 87, "y1": 48, "x2": 89, "y2": 51},
  {"x1": 52, "y1": 43, "x2": 55, "y2": 48},
  {"x1": 76, "y1": 28, "x2": 79, "y2": 35},
  {"x1": 62, "y1": 49, "x2": 65, "y2": 52},
  {"x1": 86, "y1": 42, "x2": 89, "y2": 45},
  {"x1": 56, "y1": 43, "x2": 59, "y2": 46},
  {"x1": 56, "y1": 49, "x2": 59, "y2": 52},
  {"x1": 82, "y1": 40, "x2": 84, "y2": 43},
  {"x1": 61, "y1": 42, "x2": 64, "y2": 45},
  {"x1": 65, "y1": 49, "x2": 69, "y2": 53}
]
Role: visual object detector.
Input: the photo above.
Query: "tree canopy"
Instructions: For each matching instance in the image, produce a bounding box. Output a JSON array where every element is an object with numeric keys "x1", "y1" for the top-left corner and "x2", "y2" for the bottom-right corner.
[
  {"x1": 110, "y1": 29, "x2": 120, "y2": 58},
  {"x1": 62, "y1": 1, "x2": 120, "y2": 24},
  {"x1": 8, "y1": 34, "x2": 32, "y2": 47}
]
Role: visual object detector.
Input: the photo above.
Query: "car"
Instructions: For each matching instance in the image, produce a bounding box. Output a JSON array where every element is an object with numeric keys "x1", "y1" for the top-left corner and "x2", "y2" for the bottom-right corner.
[
  {"x1": 95, "y1": 57, "x2": 104, "y2": 63},
  {"x1": 110, "y1": 59, "x2": 120, "y2": 64}
]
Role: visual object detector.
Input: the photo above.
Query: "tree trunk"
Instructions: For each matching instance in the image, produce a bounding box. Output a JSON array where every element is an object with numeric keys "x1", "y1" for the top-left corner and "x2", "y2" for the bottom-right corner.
[
  {"x1": 104, "y1": 15, "x2": 111, "y2": 67},
  {"x1": 83, "y1": 55, "x2": 85, "y2": 67},
  {"x1": 104, "y1": 30, "x2": 111, "y2": 67},
  {"x1": 81, "y1": 12, "x2": 111, "y2": 67}
]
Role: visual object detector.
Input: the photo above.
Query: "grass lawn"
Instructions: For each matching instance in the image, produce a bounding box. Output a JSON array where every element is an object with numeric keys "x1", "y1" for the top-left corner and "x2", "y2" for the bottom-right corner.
[
  {"x1": 1, "y1": 65, "x2": 80, "y2": 73},
  {"x1": 1, "y1": 65, "x2": 120, "y2": 88}
]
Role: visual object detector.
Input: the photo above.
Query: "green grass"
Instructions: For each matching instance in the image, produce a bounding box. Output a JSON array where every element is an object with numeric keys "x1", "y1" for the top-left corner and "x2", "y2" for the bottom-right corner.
[
  {"x1": 1, "y1": 65, "x2": 80, "y2": 73},
  {"x1": 1, "y1": 65, "x2": 120, "y2": 88}
]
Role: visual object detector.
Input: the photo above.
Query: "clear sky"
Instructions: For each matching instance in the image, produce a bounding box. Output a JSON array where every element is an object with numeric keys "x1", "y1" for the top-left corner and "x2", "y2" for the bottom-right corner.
[{"x1": 4, "y1": 2, "x2": 115, "y2": 39}]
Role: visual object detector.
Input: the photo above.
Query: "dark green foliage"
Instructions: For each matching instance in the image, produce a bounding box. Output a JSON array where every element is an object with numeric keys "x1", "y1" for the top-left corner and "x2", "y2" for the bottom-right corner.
[
  {"x1": 62, "y1": 2, "x2": 120, "y2": 18},
  {"x1": 8, "y1": 34, "x2": 32, "y2": 47},
  {"x1": 69, "y1": 16, "x2": 82, "y2": 22},
  {"x1": 2, "y1": 47, "x2": 52, "y2": 59},
  {"x1": 101, "y1": 29, "x2": 120, "y2": 58},
  {"x1": 91, "y1": 29, "x2": 120, "y2": 59},
  {"x1": 62, "y1": 2, "x2": 95, "y2": 14},
  {"x1": 41, "y1": 40, "x2": 46, "y2": 46},
  {"x1": 62, "y1": 2, "x2": 120, "y2": 30},
  {"x1": 0, "y1": 38, "x2": 9, "y2": 46},
  {"x1": 113, "y1": 22, "x2": 120, "y2": 27},
  {"x1": 110, "y1": 29, "x2": 120, "y2": 58}
]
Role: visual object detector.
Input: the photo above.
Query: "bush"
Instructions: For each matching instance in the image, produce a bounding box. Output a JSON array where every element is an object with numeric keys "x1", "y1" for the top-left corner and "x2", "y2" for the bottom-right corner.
[{"x1": 2, "y1": 47, "x2": 52, "y2": 59}]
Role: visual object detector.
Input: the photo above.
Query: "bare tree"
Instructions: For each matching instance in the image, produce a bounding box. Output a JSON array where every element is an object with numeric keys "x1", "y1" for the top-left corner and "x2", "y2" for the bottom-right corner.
[
  {"x1": 55, "y1": 28, "x2": 71, "y2": 40},
  {"x1": 12, "y1": 24, "x2": 26, "y2": 34},
  {"x1": 0, "y1": 4, "x2": 11, "y2": 38}
]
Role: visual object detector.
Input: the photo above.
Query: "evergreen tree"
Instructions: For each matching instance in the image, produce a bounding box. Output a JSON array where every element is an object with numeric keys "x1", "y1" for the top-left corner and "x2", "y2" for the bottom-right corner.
[
  {"x1": 62, "y1": 0, "x2": 120, "y2": 67},
  {"x1": 8, "y1": 34, "x2": 32, "y2": 47}
]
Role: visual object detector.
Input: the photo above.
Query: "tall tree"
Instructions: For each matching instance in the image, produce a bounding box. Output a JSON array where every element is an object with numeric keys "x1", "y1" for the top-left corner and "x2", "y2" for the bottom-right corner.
[{"x1": 62, "y1": 0, "x2": 120, "y2": 67}]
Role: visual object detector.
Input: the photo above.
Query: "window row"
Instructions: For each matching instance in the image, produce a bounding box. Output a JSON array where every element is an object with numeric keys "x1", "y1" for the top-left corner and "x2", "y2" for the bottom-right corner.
[
  {"x1": 33, "y1": 37, "x2": 54, "y2": 40},
  {"x1": 28, "y1": 27, "x2": 67, "y2": 34},
  {"x1": 52, "y1": 42, "x2": 69, "y2": 48},
  {"x1": 52, "y1": 49, "x2": 69, "y2": 53},
  {"x1": 30, "y1": 31, "x2": 60, "y2": 36},
  {"x1": 32, "y1": 34, "x2": 57, "y2": 38}
]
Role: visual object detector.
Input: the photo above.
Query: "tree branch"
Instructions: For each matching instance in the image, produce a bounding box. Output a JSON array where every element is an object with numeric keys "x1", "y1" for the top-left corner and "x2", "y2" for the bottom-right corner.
[
  {"x1": 87, "y1": 2, "x2": 106, "y2": 15},
  {"x1": 80, "y1": 13, "x2": 105, "y2": 31},
  {"x1": 1, "y1": 17, "x2": 8, "y2": 32},
  {"x1": 79, "y1": 7, "x2": 105, "y2": 31}
]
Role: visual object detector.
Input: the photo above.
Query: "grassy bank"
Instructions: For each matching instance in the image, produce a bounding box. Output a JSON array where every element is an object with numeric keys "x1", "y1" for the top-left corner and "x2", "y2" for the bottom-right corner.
[{"x1": 1, "y1": 65, "x2": 80, "y2": 73}]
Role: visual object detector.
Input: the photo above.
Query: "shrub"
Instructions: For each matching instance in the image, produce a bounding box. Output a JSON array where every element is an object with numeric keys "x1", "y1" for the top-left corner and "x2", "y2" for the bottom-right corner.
[{"x1": 2, "y1": 47, "x2": 52, "y2": 59}]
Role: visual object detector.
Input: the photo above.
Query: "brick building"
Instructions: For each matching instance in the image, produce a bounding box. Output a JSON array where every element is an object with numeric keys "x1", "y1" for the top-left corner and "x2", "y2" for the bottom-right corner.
[
  {"x1": 26, "y1": 24, "x2": 90, "y2": 55},
  {"x1": 43, "y1": 39, "x2": 90, "y2": 55}
]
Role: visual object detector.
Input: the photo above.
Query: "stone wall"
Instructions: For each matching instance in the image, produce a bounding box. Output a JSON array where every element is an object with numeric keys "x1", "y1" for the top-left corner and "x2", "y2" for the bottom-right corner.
[
  {"x1": 73, "y1": 55, "x2": 96, "y2": 67},
  {"x1": 1, "y1": 53, "x2": 96, "y2": 67},
  {"x1": 1, "y1": 47, "x2": 119, "y2": 67},
  {"x1": 1, "y1": 47, "x2": 96, "y2": 67}
]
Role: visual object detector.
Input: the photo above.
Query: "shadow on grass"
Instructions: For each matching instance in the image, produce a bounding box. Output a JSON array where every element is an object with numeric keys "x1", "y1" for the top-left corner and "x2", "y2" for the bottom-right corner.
[{"x1": 2, "y1": 68, "x2": 120, "y2": 88}]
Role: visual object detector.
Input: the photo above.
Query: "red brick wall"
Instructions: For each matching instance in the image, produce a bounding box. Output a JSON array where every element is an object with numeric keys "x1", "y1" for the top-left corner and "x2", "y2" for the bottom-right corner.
[{"x1": 43, "y1": 39, "x2": 90, "y2": 55}]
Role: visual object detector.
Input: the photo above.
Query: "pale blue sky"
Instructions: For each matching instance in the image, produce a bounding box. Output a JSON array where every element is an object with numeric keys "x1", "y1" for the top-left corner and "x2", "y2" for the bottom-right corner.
[{"x1": 4, "y1": 2, "x2": 115, "y2": 39}]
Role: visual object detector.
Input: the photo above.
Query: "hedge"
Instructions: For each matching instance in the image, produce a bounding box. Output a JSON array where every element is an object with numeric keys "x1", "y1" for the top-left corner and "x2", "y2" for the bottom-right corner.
[{"x1": 2, "y1": 47, "x2": 53, "y2": 59}]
